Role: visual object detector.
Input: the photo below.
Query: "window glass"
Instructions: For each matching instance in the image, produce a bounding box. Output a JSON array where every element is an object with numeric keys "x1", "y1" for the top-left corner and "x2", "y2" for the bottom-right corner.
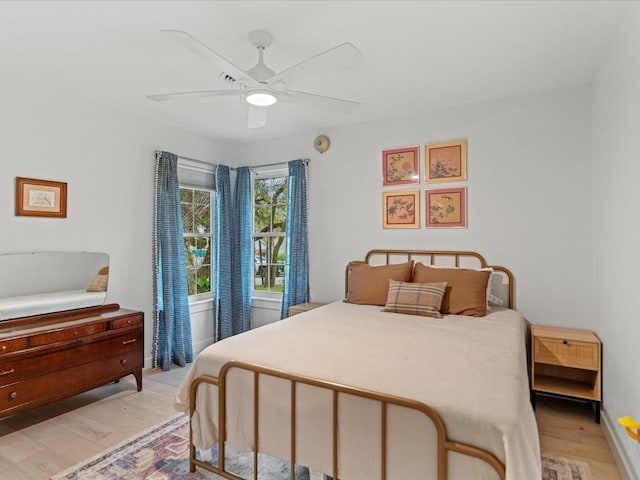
[
  {"x1": 181, "y1": 187, "x2": 213, "y2": 297},
  {"x1": 253, "y1": 173, "x2": 287, "y2": 295}
]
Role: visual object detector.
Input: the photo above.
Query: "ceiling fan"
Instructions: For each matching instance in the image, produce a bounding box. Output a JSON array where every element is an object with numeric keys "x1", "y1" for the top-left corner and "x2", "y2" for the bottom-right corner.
[{"x1": 147, "y1": 29, "x2": 364, "y2": 128}]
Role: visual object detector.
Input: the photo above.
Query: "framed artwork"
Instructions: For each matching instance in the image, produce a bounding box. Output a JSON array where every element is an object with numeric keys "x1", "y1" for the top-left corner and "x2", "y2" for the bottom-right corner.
[
  {"x1": 425, "y1": 187, "x2": 466, "y2": 228},
  {"x1": 382, "y1": 146, "x2": 419, "y2": 186},
  {"x1": 15, "y1": 177, "x2": 67, "y2": 218},
  {"x1": 424, "y1": 139, "x2": 467, "y2": 183},
  {"x1": 383, "y1": 190, "x2": 420, "y2": 229}
]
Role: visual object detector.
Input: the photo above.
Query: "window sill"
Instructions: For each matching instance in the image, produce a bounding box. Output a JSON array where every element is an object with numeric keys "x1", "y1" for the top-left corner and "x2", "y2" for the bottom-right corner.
[
  {"x1": 252, "y1": 290, "x2": 283, "y2": 301},
  {"x1": 252, "y1": 295, "x2": 282, "y2": 312}
]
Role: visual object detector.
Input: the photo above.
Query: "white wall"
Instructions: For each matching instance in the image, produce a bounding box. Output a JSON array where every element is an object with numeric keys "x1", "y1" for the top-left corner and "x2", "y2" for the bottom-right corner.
[
  {"x1": 236, "y1": 87, "x2": 594, "y2": 329},
  {"x1": 0, "y1": 73, "x2": 233, "y2": 366},
  {"x1": 0, "y1": 68, "x2": 598, "y2": 392},
  {"x1": 592, "y1": 2, "x2": 640, "y2": 478}
]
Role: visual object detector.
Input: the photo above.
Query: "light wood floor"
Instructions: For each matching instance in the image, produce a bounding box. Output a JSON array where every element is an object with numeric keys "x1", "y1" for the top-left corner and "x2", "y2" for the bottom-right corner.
[
  {"x1": 0, "y1": 367, "x2": 624, "y2": 480},
  {"x1": 534, "y1": 394, "x2": 623, "y2": 480}
]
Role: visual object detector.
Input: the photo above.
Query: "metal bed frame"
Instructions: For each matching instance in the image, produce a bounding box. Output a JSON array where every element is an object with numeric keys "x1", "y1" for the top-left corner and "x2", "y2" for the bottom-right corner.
[{"x1": 188, "y1": 250, "x2": 516, "y2": 480}]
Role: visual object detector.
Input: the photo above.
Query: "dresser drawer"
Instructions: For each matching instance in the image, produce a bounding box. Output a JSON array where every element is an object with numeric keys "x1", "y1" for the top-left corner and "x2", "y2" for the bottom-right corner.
[
  {"x1": 0, "y1": 349, "x2": 143, "y2": 416},
  {"x1": 0, "y1": 329, "x2": 142, "y2": 384},
  {"x1": 29, "y1": 322, "x2": 109, "y2": 346},
  {"x1": 110, "y1": 313, "x2": 143, "y2": 330},
  {"x1": 0, "y1": 337, "x2": 28, "y2": 354},
  {"x1": 534, "y1": 337, "x2": 598, "y2": 370}
]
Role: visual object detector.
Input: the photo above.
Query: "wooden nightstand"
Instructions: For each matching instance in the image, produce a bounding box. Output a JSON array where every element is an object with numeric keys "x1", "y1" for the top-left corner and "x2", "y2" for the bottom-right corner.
[
  {"x1": 288, "y1": 302, "x2": 326, "y2": 317},
  {"x1": 530, "y1": 325, "x2": 602, "y2": 423}
]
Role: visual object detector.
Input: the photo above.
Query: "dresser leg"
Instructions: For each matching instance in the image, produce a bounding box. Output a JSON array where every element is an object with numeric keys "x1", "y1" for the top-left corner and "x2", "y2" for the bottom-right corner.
[
  {"x1": 134, "y1": 369, "x2": 143, "y2": 392},
  {"x1": 595, "y1": 401, "x2": 601, "y2": 424}
]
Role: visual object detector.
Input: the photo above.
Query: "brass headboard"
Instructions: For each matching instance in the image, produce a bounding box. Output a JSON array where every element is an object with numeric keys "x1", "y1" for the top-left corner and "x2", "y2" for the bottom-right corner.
[{"x1": 345, "y1": 249, "x2": 515, "y2": 309}]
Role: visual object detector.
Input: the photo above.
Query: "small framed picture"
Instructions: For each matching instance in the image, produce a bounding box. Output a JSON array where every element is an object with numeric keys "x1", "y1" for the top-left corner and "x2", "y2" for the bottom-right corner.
[
  {"x1": 425, "y1": 187, "x2": 466, "y2": 228},
  {"x1": 424, "y1": 139, "x2": 467, "y2": 183},
  {"x1": 15, "y1": 177, "x2": 67, "y2": 218},
  {"x1": 382, "y1": 146, "x2": 419, "y2": 186},
  {"x1": 383, "y1": 190, "x2": 420, "y2": 229}
]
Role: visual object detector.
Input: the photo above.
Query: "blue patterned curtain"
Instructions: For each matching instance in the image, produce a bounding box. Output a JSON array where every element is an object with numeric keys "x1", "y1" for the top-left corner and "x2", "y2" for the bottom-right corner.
[
  {"x1": 213, "y1": 165, "x2": 233, "y2": 340},
  {"x1": 280, "y1": 159, "x2": 310, "y2": 318},
  {"x1": 232, "y1": 167, "x2": 253, "y2": 334},
  {"x1": 152, "y1": 151, "x2": 193, "y2": 371}
]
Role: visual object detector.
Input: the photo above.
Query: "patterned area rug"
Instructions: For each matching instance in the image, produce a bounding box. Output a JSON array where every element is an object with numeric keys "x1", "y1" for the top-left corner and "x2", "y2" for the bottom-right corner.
[
  {"x1": 51, "y1": 414, "x2": 590, "y2": 480},
  {"x1": 542, "y1": 453, "x2": 591, "y2": 480}
]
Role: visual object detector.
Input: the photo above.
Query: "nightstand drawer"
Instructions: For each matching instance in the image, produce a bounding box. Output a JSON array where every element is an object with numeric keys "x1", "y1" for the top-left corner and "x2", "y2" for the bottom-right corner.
[{"x1": 534, "y1": 337, "x2": 598, "y2": 370}]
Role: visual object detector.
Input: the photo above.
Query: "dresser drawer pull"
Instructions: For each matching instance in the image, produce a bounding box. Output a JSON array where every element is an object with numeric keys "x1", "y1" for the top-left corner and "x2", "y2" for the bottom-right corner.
[
  {"x1": 563, "y1": 340, "x2": 568, "y2": 345},
  {"x1": 9, "y1": 392, "x2": 18, "y2": 400},
  {"x1": 121, "y1": 359, "x2": 128, "y2": 366},
  {"x1": 0, "y1": 368, "x2": 15, "y2": 376},
  {"x1": 122, "y1": 339, "x2": 137, "y2": 345}
]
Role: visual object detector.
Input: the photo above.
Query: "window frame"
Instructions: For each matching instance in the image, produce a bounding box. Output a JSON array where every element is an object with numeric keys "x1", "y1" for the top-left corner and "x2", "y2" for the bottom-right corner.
[
  {"x1": 251, "y1": 168, "x2": 288, "y2": 300},
  {"x1": 178, "y1": 157, "x2": 216, "y2": 306},
  {"x1": 179, "y1": 185, "x2": 214, "y2": 303}
]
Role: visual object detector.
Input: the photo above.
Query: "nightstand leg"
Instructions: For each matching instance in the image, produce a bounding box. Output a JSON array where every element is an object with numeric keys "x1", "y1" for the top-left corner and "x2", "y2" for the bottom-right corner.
[
  {"x1": 595, "y1": 401, "x2": 601, "y2": 424},
  {"x1": 530, "y1": 390, "x2": 536, "y2": 410}
]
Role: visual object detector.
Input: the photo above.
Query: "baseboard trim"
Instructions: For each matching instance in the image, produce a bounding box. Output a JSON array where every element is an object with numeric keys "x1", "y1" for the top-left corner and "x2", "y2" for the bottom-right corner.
[{"x1": 601, "y1": 409, "x2": 638, "y2": 480}]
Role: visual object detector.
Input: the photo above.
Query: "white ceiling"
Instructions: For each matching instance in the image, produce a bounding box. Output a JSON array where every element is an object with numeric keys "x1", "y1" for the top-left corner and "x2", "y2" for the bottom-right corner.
[{"x1": 0, "y1": 1, "x2": 628, "y2": 144}]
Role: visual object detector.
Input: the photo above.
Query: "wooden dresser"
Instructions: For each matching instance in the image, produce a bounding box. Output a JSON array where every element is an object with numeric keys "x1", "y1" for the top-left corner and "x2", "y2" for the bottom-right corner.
[{"x1": 0, "y1": 303, "x2": 143, "y2": 419}]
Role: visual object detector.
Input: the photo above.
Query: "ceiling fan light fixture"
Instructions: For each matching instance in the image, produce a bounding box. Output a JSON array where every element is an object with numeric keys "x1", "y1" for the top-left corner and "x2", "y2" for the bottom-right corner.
[{"x1": 246, "y1": 89, "x2": 277, "y2": 107}]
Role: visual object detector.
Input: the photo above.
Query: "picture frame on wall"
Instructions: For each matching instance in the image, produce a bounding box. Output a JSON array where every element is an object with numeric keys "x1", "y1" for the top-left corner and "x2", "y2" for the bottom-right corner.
[
  {"x1": 424, "y1": 139, "x2": 467, "y2": 183},
  {"x1": 382, "y1": 146, "x2": 419, "y2": 186},
  {"x1": 425, "y1": 187, "x2": 466, "y2": 228},
  {"x1": 383, "y1": 190, "x2": 420, "y2": 229},
  {"x1": 15, "y1": 177, "x2": 67, "y2": 218}
]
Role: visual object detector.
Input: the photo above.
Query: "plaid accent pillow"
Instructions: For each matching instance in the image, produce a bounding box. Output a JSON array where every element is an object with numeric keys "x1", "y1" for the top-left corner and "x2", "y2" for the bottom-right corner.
[{"x1": 383, "y1": 280, "x2": 447, "y2": 318}]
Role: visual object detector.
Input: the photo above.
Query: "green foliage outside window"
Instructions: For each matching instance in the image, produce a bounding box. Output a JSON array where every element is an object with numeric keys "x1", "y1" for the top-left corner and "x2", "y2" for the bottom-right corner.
[
  {"x1": 181, "y1": 187, "x2": 212, "y2": 296},
  {"x1": 253, "y1": 176, "x2": 287, "y2": 293}
]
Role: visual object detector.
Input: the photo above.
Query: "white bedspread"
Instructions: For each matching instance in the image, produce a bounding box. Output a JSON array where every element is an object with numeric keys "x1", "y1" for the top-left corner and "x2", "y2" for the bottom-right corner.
[{"x1": 175, "y1": 302, "x2": 541, "y2": 480}]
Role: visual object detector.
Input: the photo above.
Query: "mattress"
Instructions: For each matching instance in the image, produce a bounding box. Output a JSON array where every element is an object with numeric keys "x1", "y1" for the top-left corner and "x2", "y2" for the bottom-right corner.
[
  {"x1": 175, "y1": 301, "x2": 541, "y2": 480},
  {"x1": 0, "y1": 289, "x2": 105, "y2": 321}
]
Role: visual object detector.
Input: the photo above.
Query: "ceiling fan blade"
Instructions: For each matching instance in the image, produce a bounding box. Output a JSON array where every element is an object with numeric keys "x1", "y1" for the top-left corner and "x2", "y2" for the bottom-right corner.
[
  {"x1": 272, "y1": 42, "x2": 364, "y2": 84},
  {"x1": 161, "y1": 29, "x2": 251, "y2": 85},
  {"x1": 146, "y1": 89, "x2": 238, "y2": 102},
  {"x1": 247, "y1": 105, "x2": 269, "y2": 129},
  {"x1": 285, "y1": 90, "x2": 361, "y2": 113}
]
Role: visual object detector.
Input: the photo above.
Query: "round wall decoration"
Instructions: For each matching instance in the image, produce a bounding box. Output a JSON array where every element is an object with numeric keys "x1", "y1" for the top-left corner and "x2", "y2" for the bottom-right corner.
[{"x1": 314, "y1": 135, "x2": 330, "y2": 153}]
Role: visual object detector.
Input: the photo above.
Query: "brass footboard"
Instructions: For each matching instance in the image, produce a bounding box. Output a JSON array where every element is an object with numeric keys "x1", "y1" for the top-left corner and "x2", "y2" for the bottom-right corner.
[{"x1": 189, "y1": 360, "x2": 506, "y2": 480}]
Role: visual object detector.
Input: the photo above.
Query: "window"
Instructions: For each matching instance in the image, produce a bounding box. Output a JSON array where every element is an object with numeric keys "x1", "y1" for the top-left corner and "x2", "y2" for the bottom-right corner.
[
  {"x1": 253, "y1": 172, "x2": 288, "y2": 295},
  {"x1": 180, "y1": 187, "x2": 213, "y2": 298}
]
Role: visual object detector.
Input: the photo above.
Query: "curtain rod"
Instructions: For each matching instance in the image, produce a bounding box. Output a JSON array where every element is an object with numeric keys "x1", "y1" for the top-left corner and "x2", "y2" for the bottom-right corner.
[
  {"x1": 155, "y1": 151, "x2": 216, "y2": 168},
  {"x1": 156, "y1": 150, "x2": 309, "y2": 170}
]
